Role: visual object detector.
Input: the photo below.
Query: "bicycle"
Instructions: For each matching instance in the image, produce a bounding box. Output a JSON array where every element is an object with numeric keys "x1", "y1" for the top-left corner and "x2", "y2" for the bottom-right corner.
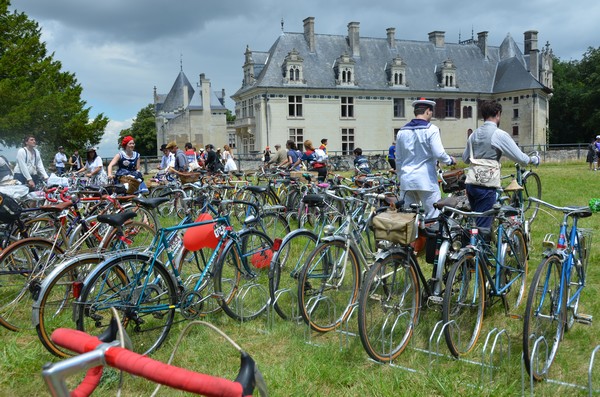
[
  {"x1": 522, "y1": 196, "x2": 594, "y2": 381},
  {"x1": 502, "y1": 153, "x2": 542, "y2": 226},
  {"x1": 441, "y1": 203, "x2": 529, "y2": 357},
  {"x1": 356, "y1": 197, "x2": 470, "y2": 362},
  {"x1": 328, "y1": 155, "x2": 351, "y2": 172},
  {"x1": 73, "y1": 209, "x2": 274, "y2": 355},
  {"x1": 296, "y1": 187, "x2": 382, "y2": 332},
  {"x1": 42, "y1": 318, "x2": 266, "y2": 396}
]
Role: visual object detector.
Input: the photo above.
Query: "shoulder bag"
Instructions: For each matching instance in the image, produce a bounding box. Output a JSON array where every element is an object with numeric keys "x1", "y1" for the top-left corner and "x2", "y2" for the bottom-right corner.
[{"x1": 464, "y1": 140, "x2": 501, "y2": 188}]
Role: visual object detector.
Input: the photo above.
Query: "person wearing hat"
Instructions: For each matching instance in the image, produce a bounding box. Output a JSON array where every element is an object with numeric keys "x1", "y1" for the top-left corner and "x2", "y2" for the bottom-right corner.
[
  {"x1": 54, "y1": 146, "x2": 68, "y2": 176},
  {"x1": 107, "y1": 135, "x2": 148, "y2": 193},
  {"x1": 396, "y1": 98, "x2": 456, "y2": 218},
  {"x1": 204, "y1": 144, "x2": 223, "y2": 173},
  {"x1": 165, "y1": 141, "x2": 188, "y2": 173},
  {"x1": 462, "y1": 100, "x2": 540, "y2": 227},
  {"x1": 76, "y1": 147, "x2": 107, "y2": 185},
  {"x1": 267, "y1": 143, "x2": 287, "y2": 167},
  {"x1": 157, "y1": 143, "x2": 174, "y2": 173}
]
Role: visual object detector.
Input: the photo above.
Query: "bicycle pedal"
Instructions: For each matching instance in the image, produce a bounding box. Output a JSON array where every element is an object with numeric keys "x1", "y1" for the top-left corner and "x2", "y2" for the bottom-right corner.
[
  {"x1": 427, "y1": 295, "x2": 443, "y2": 305},
  {"x1": 574, "y1": 313, "x2": 593, "y2": 325}
]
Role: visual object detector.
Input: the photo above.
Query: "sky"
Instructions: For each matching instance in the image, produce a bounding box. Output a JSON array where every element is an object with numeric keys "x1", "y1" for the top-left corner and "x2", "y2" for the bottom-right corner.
[{"x1": 6, "y1": 0, "x2": 600, "y2": 159}]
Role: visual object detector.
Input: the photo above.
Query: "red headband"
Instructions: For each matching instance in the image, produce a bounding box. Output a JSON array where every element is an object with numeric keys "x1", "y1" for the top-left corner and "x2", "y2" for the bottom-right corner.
[{"x1": 121, "y1": 135, "x2": 134, "y2": 148}]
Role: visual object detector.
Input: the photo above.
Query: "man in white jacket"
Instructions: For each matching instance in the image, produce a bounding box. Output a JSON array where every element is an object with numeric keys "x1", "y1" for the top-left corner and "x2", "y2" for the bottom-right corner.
[{"x1": 13, "y1": 135, "x2": 49, "y2": 190}]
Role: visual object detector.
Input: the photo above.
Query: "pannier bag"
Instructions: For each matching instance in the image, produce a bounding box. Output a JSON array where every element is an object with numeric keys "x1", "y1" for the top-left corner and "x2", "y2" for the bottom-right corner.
[
  {"x1": 0, "y1": 192, "x2": 22, "y2": 223},
  {"x1": 441, "y1": 169, "x2": 466, "y2": 193},
  {"x1": 371, "y1": 209, "x2": 418, "y2": 245}
]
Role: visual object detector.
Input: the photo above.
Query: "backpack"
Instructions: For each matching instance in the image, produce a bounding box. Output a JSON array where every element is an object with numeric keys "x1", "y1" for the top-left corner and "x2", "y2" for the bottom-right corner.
[
  {"x1": 0, "y1": 192, "x2": 22, "y2": 223},
  {"x1": 314, "y1": 148, "x2": 328, "y2": 163}
]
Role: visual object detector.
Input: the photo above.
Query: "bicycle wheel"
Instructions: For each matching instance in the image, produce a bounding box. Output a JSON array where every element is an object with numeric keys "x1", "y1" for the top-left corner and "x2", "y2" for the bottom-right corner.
[
  {"x1": 76, "y1": 253, "x2": 177, "y2": 355},
  {"x1": 214, "y1": 229, "x2": 273, "y2": 321},
  {"x1": 34, "y1": 254, "x2": 104, "y2": 357},
  {"x1": 259, "y1": 211, "x2": 290, "y2": 241},
  {"x1": 269, "y1": 229, "x2": 318, "y2": 320},
  {"x1": 501, "y1": 227, "x2": 528, "y2": 314},
  {"x1": 522, "y1": 171, "x2": 541, "y2": 224},
  {"x1": 357, "y1": 251, "x2": 420, "y2": 362},
  {"x1": 0, "y1": 238, "x2": 64, "y2": 331},
  {"x1": 522, "y1": 254, "x2": 565, "y2": 381},
  {"x1": 442, "y1": 252, "x2": 486, "y2": 357},
  {"x1": 177, "y1": 247, "x2": 222, "y2": 316},
  {"x1": 297, "y1": 239, "x2": 361, "y2": 332},
  {"x1": 100, "y1": 220, "x2": 156, "y2": 252}
]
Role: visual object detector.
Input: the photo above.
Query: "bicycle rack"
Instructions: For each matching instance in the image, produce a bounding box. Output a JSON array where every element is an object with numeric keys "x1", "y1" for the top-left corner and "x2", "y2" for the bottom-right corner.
[
  {"x1": 337, "y1": 302, "x2": 358, "y2": 350},
  {"x1": 522, "y1": 337, "x2": 600, "y2": 396},
  {"x1": 268, "y1": 288, "x2": 299, "y2": 330},
  {"x1": 480, "y1": 328, "x2": 510, "y2": 383},
  {"x1": 303, "y1": 295, "x2": 336, "y2": 346},
  {"x1": 234, "y1": 281, "x2": 269, "y2": 330},
  {"x1": 380, "y1": 309, "x2": 411, "y2": 366}
]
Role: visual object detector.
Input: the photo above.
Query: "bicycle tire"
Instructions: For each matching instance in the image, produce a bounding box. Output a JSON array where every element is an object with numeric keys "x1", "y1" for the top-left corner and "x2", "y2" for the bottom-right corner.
[
  {"x1": 500, "y1": 227, "x2": 528, "y2": 314},
  {"x1": 297, "y1": 239, "x2": 361, "y2": 332},
  {"x1": 522, "y1": 171, "x2": 542, "y2": 224},
  {"x1": 76, "y1": 253, "x2": 177, "y2": 355},
  {"x1": 357, "y1": 251, "x2": 420, "y2": 362},
  {"x1": 269, "y1": 229, "x2": 318, "y2": 320},
  {"x1": 34, "y1": 254, "x2": 104, "y2": 357},
  {"x1": 0, "y1": 237, "x2": 64, "y2": 331},
  {"x1": 177, "y1": 247, "x2": 223, "y2": 316},
  {"x1": 214, "y1": 229, "x2": 273, "y2": 321},
  {"x1": 442, "y1": 252, "x2": 486, "y2": 357},
  {"x1": 522, "y1": 254, "x2": 565, "y2": 381}
]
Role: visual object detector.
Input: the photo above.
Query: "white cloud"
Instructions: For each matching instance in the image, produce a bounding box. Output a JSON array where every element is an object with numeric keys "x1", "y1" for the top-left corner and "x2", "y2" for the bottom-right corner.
[{"x1": 96, "y1": 119, "x2": 133, "y2": 159}]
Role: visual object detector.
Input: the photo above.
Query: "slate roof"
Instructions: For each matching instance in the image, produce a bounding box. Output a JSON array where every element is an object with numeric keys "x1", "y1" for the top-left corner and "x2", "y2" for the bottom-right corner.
[
  {"x1": 156, "y1": 70, "x2": 228, "y2": 113},
  {"x1": 233, "y1": 30, "x2": 544, "y2": 97}
]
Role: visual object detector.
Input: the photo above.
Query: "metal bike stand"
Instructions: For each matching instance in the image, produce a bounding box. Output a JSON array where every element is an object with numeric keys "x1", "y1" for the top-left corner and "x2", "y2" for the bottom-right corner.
[
  {"x1": 427, "y1": 320, "x2": 460, "y2": 370},
  {"x1": 268, "y1": 288, "x2": 299, "y2": 330},
  {"x1": 588, "y1": 345, "x2": 600, "y2": 396},
  {"x1": 303, "y1": 295, "x2": 336, "y2": 346},
  {"x1": 480, "y1": 328, "x2": 510, "y2": 384},
  {"x1": 338, "y1": 302, "x2": 358, "y2": 350},
  {"x1": 383, "y1": 310, "x2": 410, "y2": 366},
  {"x1": 235, "y1": 282, "x2": 269, "y2": 331},
  {"x1": 524, "y1": 335, "x2": 549, "y2": 396}
]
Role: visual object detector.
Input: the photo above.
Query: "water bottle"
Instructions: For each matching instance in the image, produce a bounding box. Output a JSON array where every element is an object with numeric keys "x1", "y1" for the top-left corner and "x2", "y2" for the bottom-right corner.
[{"x1": 589, "y1": 198, "x2": 600, "y2": 212}]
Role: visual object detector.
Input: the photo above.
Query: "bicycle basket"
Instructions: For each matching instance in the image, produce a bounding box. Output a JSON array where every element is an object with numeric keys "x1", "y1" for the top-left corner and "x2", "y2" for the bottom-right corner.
[
  {"x1": 0, "y1": 192, "x2": 22, "y2": 223},
  {"x1": 178, "y1": 172, "x2": 201, "y2": 184},
  {"x1": 371, "y1": 209, "x2": 418, "y2": 245},
  {"x1": 119, "y1": 175, "x2": 141, "y2": 195}
]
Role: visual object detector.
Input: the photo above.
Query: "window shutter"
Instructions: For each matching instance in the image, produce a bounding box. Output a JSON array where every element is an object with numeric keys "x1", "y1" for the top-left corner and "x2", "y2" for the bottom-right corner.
[
  {"x1": 435, "y1": 99, "x2": 444, "y2": 118},
  {"x1": 455, "y1": 99, "x2": 461, "y2": 119}
]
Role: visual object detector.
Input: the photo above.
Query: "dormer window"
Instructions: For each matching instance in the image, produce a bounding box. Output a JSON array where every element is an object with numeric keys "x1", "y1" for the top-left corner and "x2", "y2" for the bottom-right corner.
[
  {"x1": 334, "y1": 53, "x2": 356, "y2": 86},
  {"x1": 282, "y1": 48, "x2": 305, "y2": 84},
  {"x1": 438, "y1": 58, "x2": 457, "y2": 88},
  {"x1": 386, "y1": 57, "x2": 407, "y2": 87}
]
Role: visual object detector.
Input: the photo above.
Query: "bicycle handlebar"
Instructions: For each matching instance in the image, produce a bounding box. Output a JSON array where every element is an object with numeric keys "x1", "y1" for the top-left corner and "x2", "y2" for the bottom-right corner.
[{"x1": 46, "y1": 328, "x2": 254, "y2": 397}]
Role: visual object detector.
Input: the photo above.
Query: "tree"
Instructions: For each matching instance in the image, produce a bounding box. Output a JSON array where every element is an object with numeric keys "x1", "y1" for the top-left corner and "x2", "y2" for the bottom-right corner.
[
  {"x1": 0, "y1": 2, "x2": 108, "y2": 161},
  {"x1": 118, "y1": 104, "x2": 156, "y2": 156}
]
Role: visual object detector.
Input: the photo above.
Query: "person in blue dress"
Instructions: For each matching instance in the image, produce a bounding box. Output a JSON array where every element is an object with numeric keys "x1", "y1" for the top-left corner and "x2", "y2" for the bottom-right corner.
[{"x1": 106, "y1": 135, "x2": 148, "y2": 193}]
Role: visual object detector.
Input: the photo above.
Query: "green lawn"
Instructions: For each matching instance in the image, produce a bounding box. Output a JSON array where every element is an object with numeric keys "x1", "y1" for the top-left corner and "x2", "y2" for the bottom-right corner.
[{"x1": 2, "y1": 161, "x2": 600, "y2": 396}]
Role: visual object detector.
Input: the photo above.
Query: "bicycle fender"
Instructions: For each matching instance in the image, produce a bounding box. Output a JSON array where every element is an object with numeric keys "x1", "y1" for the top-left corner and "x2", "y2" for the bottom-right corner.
[
  {"x1": 374, "y1": 246, "x2": 409, "y2": 262},
  {"x1": 31, "y1": 252, "x2": 105, "y2": 326}
]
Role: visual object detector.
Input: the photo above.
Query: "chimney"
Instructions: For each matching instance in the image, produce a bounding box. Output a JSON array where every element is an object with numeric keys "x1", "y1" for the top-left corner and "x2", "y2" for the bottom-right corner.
[
  {"x1": 348, "y1": 21, "x2": 360, "y2": 57},
  {"x1": 386, "y1": 27, "x2": 396, "y2": 49},
  {"x1": 525, "y1": 31, "x2": 539, "y2": 80},
  {"x1": 477, "y1": 31, "x2": 488, "y2": 58},
  {"x1": 428, "y1": 31, "x2": 445, "y2": 48},
  {"x1": 200, "y1": 74, "x2": 210, "y2": 110},
  {"x1": 303, "y1": 17, "x2": 315, "y2": 53}
]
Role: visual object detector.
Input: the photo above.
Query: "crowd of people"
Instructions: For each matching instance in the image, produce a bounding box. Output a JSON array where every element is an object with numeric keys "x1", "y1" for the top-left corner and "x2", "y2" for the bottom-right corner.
[{"x1": 5, "y1": 99, "x2": 600, "y2": 205}]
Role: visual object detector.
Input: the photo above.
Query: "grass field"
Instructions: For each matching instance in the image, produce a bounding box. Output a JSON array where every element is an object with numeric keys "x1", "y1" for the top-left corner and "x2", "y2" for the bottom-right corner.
[{"x1": 1, "y1": 161, "x2": 600, "y2": 396}]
